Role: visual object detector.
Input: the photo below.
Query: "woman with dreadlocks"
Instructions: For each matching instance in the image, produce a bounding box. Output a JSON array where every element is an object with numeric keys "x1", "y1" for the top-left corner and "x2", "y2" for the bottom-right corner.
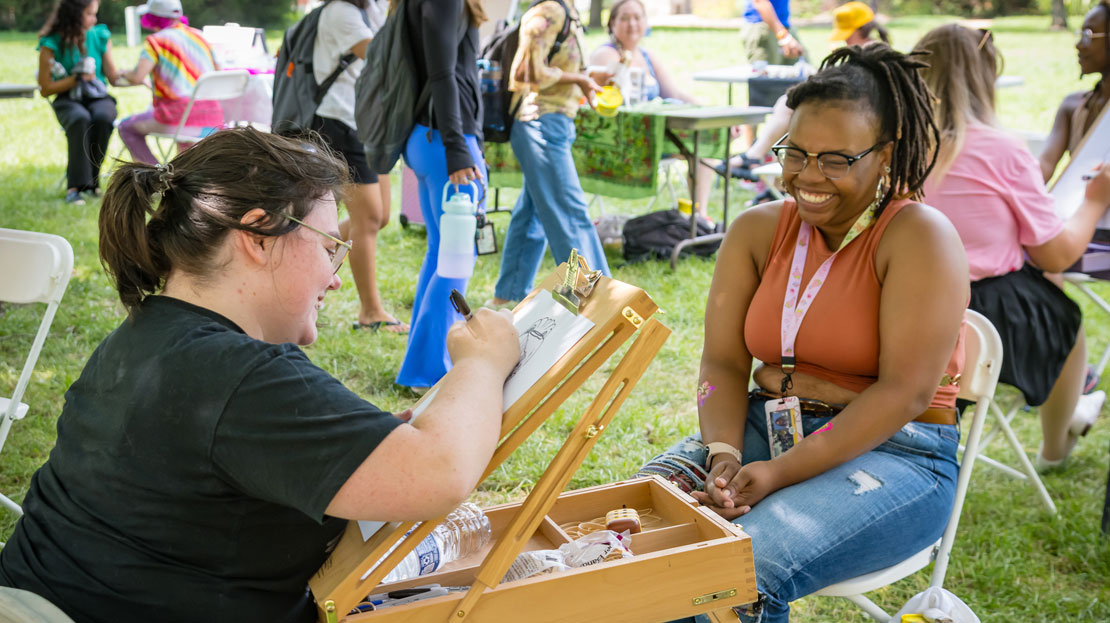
[
  {"x1": 917, "y1": 24, "x2": 1110, "y2": 472},
  {"x1": 1041, "y1": 0, "x2": 1110, "y2": 182},
  {"x1": 638, "y1": 43, "x2": 968, "y2": 623}
]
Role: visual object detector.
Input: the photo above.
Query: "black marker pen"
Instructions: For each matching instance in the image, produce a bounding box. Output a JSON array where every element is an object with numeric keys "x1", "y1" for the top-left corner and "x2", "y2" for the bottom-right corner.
[{"x1": 449, "y1": 288, "x2": 473, "y2": 321}]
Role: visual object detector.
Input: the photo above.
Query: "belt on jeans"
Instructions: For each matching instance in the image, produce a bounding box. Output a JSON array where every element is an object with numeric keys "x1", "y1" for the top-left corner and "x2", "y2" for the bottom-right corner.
[{"x1": 749, "y1": 391, "x2": 957, "y2": 426}]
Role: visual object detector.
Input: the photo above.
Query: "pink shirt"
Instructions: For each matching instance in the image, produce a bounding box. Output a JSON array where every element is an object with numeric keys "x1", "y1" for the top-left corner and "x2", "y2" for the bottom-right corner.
[{"x1": 922, "y1": 123, "x2": 1063, "y2": 281}]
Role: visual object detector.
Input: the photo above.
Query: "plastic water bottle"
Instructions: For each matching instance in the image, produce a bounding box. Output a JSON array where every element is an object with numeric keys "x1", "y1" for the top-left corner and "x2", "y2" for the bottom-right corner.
[
  {"x1": 380, "y1": 503, "x2": 492, "y2": 584},
  {"x1": 437, "y1": 181, "x2": 479, "y2": 279}
]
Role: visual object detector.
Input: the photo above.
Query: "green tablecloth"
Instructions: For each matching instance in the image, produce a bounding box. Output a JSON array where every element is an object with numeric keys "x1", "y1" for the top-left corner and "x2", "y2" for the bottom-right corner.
[{"x1": 486, "y1": 102, "x2": 732, "y2": 200}]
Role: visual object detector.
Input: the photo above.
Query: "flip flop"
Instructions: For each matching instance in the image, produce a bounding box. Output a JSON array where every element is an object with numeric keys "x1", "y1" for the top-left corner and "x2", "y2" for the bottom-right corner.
[{"x1": 352, "y1": 320, "x2": 409, "y2": 334}]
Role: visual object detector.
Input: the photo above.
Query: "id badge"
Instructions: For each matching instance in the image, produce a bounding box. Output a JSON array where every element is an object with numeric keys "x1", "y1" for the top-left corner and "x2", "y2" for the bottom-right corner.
[
  {"x1": 475, "y1": 216, "x2": 498, "y2": 256},
  {"x1": 765, "y1": 396, "x2": 803, "y2": 458}
]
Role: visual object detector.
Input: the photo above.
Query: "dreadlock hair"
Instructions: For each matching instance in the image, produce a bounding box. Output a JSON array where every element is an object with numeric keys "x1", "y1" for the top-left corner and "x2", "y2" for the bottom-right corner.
[{"x1": 784, "y1": 43, "x2": 939, "y2": 204}]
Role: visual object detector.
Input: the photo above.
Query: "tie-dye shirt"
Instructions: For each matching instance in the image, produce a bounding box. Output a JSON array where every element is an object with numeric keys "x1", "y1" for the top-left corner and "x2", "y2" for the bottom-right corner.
[
  {"x1": 510, "y1": 0, "x2": 586, "y2": 121},
  {"x1": 141, "y1": 23, "x2": 222, "y2": 127}
]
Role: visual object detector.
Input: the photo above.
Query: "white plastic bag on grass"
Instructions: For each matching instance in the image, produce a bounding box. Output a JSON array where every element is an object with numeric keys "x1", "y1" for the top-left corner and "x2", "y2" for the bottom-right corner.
[{"x1": 888, "y1": 587, "x2": 980, "y2": 623}]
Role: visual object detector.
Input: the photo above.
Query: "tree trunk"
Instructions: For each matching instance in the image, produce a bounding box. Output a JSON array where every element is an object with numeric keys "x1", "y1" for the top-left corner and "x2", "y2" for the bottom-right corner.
[
  {"x1": 590, "y1": 0, "x2": 603, "y2": 30},
  {"x1": 1051, "y1": 0, "x2": 1068, "y2": 31}
]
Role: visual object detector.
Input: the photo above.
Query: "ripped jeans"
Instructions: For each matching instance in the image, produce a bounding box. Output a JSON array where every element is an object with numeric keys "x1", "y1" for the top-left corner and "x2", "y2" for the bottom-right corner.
[{"x1": 646, "y1": 395, "x2": 959, "y2": 623}]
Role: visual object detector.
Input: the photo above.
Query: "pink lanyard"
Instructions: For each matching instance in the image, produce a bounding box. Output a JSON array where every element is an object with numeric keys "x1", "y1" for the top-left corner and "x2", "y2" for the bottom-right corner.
[{"x1": 779, "y1": 206, "x2": 877, "y2": 394}]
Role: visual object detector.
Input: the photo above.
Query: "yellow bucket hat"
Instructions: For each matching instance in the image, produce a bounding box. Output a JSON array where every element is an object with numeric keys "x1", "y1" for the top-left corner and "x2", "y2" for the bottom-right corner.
[{"x1": 829, "y1": 1, "x2": 875, "y2": 42}]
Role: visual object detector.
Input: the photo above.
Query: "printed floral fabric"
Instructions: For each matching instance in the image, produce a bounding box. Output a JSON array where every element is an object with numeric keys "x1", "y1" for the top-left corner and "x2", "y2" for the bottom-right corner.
[
  {"x1": 486, "y1": 103, "x2": 730, "y2": 199},
  {"x1": 510, "y1": 1, "x2": 586, "y2": 120}
]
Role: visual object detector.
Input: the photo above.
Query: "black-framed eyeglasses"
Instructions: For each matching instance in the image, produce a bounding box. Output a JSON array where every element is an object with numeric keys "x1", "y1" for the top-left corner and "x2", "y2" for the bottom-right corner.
[
  {"x1": 770, "y1": 135, "x2": 886, "y2": 180},
  {"x1": 1078, "y1": 28, "x2": 1109, "y2": 46},
  {"x1": 278, "y1": 212, "x2": 352, "y2": 274}
]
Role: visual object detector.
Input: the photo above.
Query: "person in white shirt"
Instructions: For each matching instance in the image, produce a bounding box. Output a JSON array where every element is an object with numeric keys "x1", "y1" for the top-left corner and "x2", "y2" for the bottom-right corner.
[{"x1": 311, "y1": 0, "x2": 407, "y2": 333}]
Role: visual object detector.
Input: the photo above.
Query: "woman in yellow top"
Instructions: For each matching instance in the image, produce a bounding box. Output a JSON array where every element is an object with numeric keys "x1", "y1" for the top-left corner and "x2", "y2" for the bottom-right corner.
[{"x1": 488, "y1": 0, "x2": 612, "y2": 307}]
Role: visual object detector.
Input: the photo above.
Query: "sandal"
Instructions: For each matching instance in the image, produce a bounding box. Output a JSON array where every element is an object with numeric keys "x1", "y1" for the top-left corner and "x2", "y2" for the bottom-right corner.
[{"x1": 352, "y1": 320, "x2": 409, "y2": 334}]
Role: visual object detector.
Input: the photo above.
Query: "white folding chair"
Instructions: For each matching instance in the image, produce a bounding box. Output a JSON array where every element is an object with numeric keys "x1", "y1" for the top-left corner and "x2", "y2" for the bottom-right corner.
[
  {"x1": 0, "y1": 228, "x2": 74, "y2": 520},
  {"x1": 814, "y1": 310, "x2": 1002, "y2": 621},
  {"x1": 148, "y1": 69, "x2": 252, "y2": 163},
  {"x1": 966, "y1": 389, "x2": 1058, "y2": 514}
]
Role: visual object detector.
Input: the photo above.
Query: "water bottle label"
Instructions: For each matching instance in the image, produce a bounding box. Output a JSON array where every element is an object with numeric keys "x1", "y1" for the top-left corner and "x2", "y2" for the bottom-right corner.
[{"x1": 413, "y1": 533, "x2": 441, "y2": 575}]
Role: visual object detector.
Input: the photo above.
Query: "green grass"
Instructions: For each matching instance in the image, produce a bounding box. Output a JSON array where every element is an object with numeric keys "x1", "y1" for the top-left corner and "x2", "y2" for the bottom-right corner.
[{"x1": 2, "y1": 16, "x2": 1110, "y2": 621}]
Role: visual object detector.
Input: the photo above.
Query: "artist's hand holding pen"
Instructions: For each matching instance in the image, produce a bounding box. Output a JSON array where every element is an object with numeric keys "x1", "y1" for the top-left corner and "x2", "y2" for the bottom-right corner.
[
  {"x1": 1082, "y1": 161, "x2": 1110, "y2": 206},
  {"x1": 447, "y1": 289, "x2": 519, "y2": 380}
]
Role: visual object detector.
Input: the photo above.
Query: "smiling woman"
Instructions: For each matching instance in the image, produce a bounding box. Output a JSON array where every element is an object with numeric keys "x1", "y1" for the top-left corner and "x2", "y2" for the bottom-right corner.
[
  {"x1": 639, "y1": 44, "x2": 970, "y2": 623},
  {"x1": 0, "y1": 127, "x2": 522, "y2": 623}
]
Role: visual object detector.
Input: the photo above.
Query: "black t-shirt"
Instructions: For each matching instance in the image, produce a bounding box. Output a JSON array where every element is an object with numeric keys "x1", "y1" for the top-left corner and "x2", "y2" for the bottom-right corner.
[{"x1": 0, "y1": 296, "x2": 403, "y2": 623}]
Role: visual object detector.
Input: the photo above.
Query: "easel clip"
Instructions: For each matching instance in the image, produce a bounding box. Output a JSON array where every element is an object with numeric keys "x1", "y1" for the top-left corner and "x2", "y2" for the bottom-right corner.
[{"x1": 552, "y1": 249, "x2": 602, "y2": 315}]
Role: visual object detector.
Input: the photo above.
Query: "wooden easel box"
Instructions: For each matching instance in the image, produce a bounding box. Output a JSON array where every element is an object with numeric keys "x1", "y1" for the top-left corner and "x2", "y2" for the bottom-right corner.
[{"x1": 338, "y1": 476, "x2": 756, "y2": 622}]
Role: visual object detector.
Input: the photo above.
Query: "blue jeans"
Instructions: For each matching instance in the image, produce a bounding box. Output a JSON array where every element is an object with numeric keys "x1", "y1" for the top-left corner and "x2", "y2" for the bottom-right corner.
[
  {"x1": 494, "y1": 113, "x2": 611, "y2": 302},
  {"x1": 397, "y1": 125, "x2": 485, "y2": 388},
  {"x1": 651, "y1": 396, "x2": 960, "y2": 623}
]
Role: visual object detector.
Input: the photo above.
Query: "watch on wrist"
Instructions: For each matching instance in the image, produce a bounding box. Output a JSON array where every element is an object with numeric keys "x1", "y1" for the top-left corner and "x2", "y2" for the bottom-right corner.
[
  {"x1": 775, "y1": 29, "x2": 789, "y2": 41},
  {"x1": 705, "y1": 441, "x2": 742, "y2": 467}
]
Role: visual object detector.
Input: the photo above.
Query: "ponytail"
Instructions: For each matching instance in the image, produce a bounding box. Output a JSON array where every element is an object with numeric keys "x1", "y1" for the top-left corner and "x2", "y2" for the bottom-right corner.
[
  {"x1": 98, "y1": 163, "x2": 173, "y2": 311},
  {"x1": 97, "y1": 127, "x2": 348, "y2": 312}
]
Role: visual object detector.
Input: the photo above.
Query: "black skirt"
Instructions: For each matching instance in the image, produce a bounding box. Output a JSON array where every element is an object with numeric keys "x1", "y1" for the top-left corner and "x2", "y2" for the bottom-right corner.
[{"x1": 970, "y1": 263, "x2": 1082, "y2": 406}]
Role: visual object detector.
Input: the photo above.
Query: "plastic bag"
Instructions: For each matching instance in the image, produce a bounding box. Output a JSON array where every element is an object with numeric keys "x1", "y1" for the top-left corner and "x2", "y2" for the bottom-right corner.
[
  {"x1": 501, "y1": 530, "x2": 634, "y2": 583},
  {"x1": 558, "y1": 529, "x2": 633, "y2": 568},
  {"x1": 889, "y1": 587, "x2": 980, "y2": 623}
]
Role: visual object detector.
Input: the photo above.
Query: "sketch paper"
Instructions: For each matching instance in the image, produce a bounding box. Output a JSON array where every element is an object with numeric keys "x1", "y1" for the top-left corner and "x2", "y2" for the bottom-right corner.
[
  {"x1": 501, "y1": 290, "x2": 595, "y2": 407},
  {"x1": 408, "y1": 290, "x2": 594, "y2": 422},
  {"x1": 1051, "y1": 104, "x2": 1110, "y2": 227}
]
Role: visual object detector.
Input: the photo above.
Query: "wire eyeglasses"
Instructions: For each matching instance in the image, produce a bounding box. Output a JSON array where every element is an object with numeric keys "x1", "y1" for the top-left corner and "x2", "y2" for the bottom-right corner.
[
  {"x1": 277, "y1": 212, "x2": 352, "y2": 274},
  {"x1": 770, "y1": 135, "x2": 886, "y2": 180}
]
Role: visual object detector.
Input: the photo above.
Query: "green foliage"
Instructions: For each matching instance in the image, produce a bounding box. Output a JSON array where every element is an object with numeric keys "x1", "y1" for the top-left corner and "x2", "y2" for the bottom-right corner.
[
  {"x1": 0, "y1": 0, "x2": 295, "y2": 33},
  {"x1": 2, "y1": 17, "x2": 1110, "y2": 620}
]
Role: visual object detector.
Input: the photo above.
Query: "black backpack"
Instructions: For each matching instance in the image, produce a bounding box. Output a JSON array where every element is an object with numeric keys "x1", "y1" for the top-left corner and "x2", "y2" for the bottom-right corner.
[
  {"x1": 271, "y1": 1, "x2": 365, "y2": 136},
  {"x1": 479, "y1": 0, "x2": 575, "y2": 143},
  {"x1": 622, "y1": 209, "x2": 720, "y2": 263},
  {"x1": 355, "y1": 0, "x2": 467, "y2": 173}
]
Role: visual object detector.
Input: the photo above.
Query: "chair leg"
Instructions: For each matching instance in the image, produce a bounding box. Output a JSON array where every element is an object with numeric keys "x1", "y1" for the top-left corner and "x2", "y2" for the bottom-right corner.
[
  {"x1": 979, "y1": 401, "x2": 1018, "y2": 450},
  {"x1": 0, "y1": 493, "x2": 23, "y2": 517},
  {"x1": 842, "y1": 594, "x2": 891, "y2": 623},
  {"x1": 995, "y1": 412, "x2": 1058, "y2": 514},
  {"x1": 971, "y1": 451, "x2": 1029, "y2": 480}
]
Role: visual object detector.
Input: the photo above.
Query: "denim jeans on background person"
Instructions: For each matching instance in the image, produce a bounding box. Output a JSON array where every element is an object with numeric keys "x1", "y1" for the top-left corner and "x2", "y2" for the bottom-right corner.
[
  {"x1": 397, "y1": 124, "x2": 486, "y2": 388},
  {"x1": 651, "y1": 396, "x2": 960, "y2": 623},
  {"x1": 493, "y1": 113, "x2": 610, "y2": 302},
  {"x1": 51, "y1": 94, "x2": 116, "y2": 191}
]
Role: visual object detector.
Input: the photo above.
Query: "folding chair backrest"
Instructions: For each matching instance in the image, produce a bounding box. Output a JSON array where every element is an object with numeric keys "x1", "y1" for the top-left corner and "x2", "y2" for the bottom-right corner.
[
  {"x1": 0, "y1": 228, "x2": 73, "y2": 443},
  {"x1": 172, "y1": 69, "x2": 252, "y2": 143},
  {"x1": 930, "y1": 309, "x2": 1003, "y2": 587}
]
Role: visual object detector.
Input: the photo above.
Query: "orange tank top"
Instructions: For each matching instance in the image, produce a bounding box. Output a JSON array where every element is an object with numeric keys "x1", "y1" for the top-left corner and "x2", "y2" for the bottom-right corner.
[{"x1": 745, "y1": 199, "x2": 964, "y2": 408}]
